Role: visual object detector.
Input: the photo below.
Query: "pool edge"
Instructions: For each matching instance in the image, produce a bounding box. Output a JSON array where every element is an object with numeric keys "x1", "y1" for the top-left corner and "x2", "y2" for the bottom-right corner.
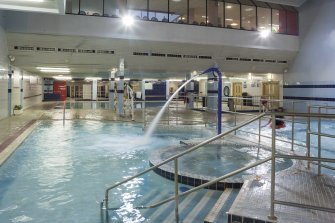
[{"x1": 0, "y1": 120, "x2": 38, "y2": 166}]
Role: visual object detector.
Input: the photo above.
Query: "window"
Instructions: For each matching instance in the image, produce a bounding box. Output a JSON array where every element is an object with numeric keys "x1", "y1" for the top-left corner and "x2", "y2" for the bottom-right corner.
[
  {"x1": 65, "y1": 0, "x2": 79, "y2": 14},
  {"x1": 225, "y1": 3, "x2": 240, "y2": 29},
  {"x1": 189, "y1": 0, "x2": 206, "y2": 25},
  {"x1": 148, "y1": 0, "x2": 168, "y2": 22},
  {"x1": 104, "y1": 0, "x2": 126, "y2": 17},
  {"x1": 241, "y1": 5, "x2": 256, "y2": 30},
  {"x1": 286, "y1": 9, "x2": 298, "y2": 35},
  {"x1": 257, "y1": 7, "x2": 271, "y2": 32},
  {"x1": 272, "y1": 9, "x2": 286, "y2": 33},
  {"x1": 169, "y1": 0, "x2": 188, "y2": 24},
  {"x1": 127, "y1": 0, "x2": 148, "y2": 20},
  {"x1": 207, "y1": 0, "x2": 224, "y2": 27},
  {"x1": 80, "y1": 0, "x2": 103, "y2": 16}
]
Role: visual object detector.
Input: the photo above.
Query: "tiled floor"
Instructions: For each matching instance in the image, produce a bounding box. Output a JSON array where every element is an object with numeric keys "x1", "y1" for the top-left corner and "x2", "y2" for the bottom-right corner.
[{"x1": 228, "y1": 160, "x2": 335, "y2": 223}]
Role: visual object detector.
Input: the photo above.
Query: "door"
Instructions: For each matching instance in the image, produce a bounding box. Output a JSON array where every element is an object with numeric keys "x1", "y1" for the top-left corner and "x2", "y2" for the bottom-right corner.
[
  {"x1": 262, "y1": 81, "x2": 279, "y2": 109},
  {"x1": 233, "y1": 82, "x2": 242, "y2": 105}
]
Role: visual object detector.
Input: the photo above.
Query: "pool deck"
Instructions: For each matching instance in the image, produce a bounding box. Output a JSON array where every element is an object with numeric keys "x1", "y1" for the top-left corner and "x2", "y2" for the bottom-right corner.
[{"x1": 228, "y1": 161, "x2": 335, "y2": 223}]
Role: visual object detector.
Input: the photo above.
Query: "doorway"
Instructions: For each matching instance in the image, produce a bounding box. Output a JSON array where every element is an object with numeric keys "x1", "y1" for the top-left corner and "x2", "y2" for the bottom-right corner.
[
  {"x1": 262, "y1": 81, "x2": 280, "y2": 109},
  {"x1": 233, "y1": 82, "x2": 242, "y2": 105}
]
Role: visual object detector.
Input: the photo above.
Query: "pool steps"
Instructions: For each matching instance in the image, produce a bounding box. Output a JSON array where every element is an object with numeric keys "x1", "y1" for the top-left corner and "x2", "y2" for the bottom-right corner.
[
  {"x1": 107, "y1": 187, "x2": 239, "y2": 222},
  {"x1": 204, "y1": 188, "x2": 233, "y2": 223}
]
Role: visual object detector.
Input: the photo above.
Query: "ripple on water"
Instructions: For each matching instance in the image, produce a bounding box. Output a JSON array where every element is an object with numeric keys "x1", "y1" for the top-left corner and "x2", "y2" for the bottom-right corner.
[{"x1": 10, "y1": 215, "x2": 33, "y2": 223}]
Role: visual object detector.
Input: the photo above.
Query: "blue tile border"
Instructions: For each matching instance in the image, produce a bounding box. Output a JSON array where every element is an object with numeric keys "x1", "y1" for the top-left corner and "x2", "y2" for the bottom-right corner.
[
  {"x1": 149, "y1": 161, "x2": 244, "y2": 191},
  {"x1": 283, "y1": 96, "x2": 335, "y2": 101},
  {"x1": 283, "y1": 84, "x2": 335, "y2": 88}
]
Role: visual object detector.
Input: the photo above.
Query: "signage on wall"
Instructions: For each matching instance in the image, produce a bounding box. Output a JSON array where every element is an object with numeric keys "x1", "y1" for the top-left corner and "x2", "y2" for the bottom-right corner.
[{"x1": 243, "y1": 81, "x2": 247, "y2": 88}]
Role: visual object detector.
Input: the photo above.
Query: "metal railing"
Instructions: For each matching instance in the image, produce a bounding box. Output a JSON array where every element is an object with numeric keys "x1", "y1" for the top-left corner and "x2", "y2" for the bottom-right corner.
[
  {"x1": 268, "y1": 111, "x2": 335, "y2": 220},
  {"x1": 101, "y1": 113, "x2": 266, "y2": 222},
  {"x1": 306, "y1": 105, "x2": 335, "y2": 175}
]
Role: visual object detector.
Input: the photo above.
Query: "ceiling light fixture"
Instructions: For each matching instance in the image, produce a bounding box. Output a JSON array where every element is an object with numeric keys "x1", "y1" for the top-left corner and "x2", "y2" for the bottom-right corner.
[
  {"x1": 122, "y1": 15, "x2": 134, "y2": 27},
  {"x1": 260, "y1": 30, "x2": 270, "y2": 38},
  {"x1": 37, "y1": 67, "x2": 70, "y2": 73},
  {"x1": 53, "y1": 75, "x2": 72, "y2": 80},
  {"x1": 226, "y1": 5, "x2": 232, "y2": 9},
  {"x1": 85, "y1": 77, "x2": 102, "y2": 81},
  {"x1": 13, "y1": 0, "x2": 44, "y2": 2}
]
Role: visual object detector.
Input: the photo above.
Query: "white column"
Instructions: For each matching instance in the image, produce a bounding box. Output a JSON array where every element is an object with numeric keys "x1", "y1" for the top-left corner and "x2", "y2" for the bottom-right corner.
[
  {"x1": 92, "y1": 79, "x2": 97, "y2": 101},
  {"x1": 20, "y1": 70, "x2": 23, "y2": 107},
  {"x1": 117, "y1": 58, "x2": 125, "y2": 114},
  {"x1": 109, "y1": 71, "x2": 115, "y2": 109},
  {"x1": 185, "y1": 73, "x2": 195, "y2": 109},
  {"x1": 8, "y1": 65, "x2": 12, "y2": 116}
]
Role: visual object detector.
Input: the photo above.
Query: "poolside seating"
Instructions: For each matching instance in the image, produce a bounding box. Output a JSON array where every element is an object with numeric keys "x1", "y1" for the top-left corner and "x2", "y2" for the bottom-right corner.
[
  {"x1": 162, "y1": 17, "x2": 168, "y2": 22},
  {"x1": 143, "y1": 16, "x2": 149, "y2": 20},
  {"x1": 151, "y1": 17, "x2": 158, "y2": 22},
  {"x1": 192, "y1": 21, "x2": 199, "y2": 25},
  {"x1": 200, "y1": 22, "x2": 206, "y2": 26},
  {"x1": 92, "y1": 13, "x2": 100, "y2": 16},
  {"x1": 79, "y1": 10, "x2": 86, "y2": 15}
]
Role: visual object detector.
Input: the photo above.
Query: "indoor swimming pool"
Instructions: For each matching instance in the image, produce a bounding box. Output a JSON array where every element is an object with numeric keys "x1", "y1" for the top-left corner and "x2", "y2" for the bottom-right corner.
[{"x1": 0, "y1": 120, "x2": 212, "y2": 223}]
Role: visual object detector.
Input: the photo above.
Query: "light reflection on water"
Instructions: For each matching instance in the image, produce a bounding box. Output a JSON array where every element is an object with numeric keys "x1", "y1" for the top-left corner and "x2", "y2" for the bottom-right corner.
[{"x1": 0, "y1": 120, "x2": 210, "y2": 223}]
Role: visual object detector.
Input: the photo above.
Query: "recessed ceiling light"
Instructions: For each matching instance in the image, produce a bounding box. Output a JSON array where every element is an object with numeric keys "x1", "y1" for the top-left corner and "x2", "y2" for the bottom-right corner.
[
  {"x1": 226, "y1": 5, "x2": 232, "y2": 9},
  {"x1": 53, "y1": 75, "x2": 72, "y2": 80},
  {"x1": 231, "y1": 23, "x2": 238, "y2": 26},
  {"x1": 122, "y1": 15, "x2": 134, "y2": 27},
  {"x1": 37, "y1": 67, "x2": 70, "y2": 73},
  {"x1": 13, "y1": 0, "x2": 44, "y2": 2}
]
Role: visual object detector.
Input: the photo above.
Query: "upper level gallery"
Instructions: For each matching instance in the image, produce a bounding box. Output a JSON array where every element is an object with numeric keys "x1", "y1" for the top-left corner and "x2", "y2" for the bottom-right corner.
[{"x1": 66, "y1": 0, "x2": 299, "y2": 36}]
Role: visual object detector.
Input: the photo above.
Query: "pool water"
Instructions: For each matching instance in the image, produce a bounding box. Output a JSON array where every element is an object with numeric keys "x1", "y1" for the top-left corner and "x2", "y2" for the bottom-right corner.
[
  {"x1": 236, "y1": 118, "x2": 335, "y2": 175},
  {"x1": 178, "y1": 144, "x2": 292, "y2": 179},
  {"x1": 0, "y1": 120, "x2": 212, "y2": 223}
]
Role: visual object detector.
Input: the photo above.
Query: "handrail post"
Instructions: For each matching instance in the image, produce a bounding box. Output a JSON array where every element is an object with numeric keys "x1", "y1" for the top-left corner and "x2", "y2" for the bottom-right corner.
[
  {"x1": 258, "y1": 98, "x2": 262, "y2": 145},
  {"x1": 291, "y1": 101, "x2": 295, "y2": 151},
  {"x1": 268, "y1": 112, "x2": 277, "y2": 221},
  {"x1": 168, "y1": 99, "x2": 170, "y2": 126},
  {"x1": 174, "y1": 158, "x2": 179, "y2": 223},
  {"x1": 318, "y1": 106, "x2": 321, "y2": 175},
  {"x1": 63, "y1": 100, "x2": 66, "y2": 126},
  {"x1": 307, "y1": 105, "x2": 311, "y2": 169}
]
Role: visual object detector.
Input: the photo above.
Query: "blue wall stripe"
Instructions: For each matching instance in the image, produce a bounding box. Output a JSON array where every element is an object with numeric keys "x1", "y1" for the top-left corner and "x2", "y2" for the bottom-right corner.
[
  {"x1": 283, "y1": 96, "x2": 335, "y2": 101},
  {"x1": 284, "y1": 85, "x2": 335, "y2": 88}
]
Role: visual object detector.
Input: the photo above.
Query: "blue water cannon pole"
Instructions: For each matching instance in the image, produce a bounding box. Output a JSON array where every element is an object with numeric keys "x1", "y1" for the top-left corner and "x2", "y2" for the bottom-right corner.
[{"x1": 201, "y1": 65, "x2": 222, "y2": 134}]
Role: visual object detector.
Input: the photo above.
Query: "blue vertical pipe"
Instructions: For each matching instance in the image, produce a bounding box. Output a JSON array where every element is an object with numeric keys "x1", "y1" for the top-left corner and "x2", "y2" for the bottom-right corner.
[
  {"x1": 201, "y1": 65, "x2": 222, "y2": 134},
  {"x1": 217, "y1": 70, "x2": 222, "y2": 134}
]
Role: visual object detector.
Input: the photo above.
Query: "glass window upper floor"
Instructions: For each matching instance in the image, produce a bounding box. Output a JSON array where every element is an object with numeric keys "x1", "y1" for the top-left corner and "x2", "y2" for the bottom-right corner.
[{"x1": 65, "y1": 0, "x2": 299, "y2": 36}]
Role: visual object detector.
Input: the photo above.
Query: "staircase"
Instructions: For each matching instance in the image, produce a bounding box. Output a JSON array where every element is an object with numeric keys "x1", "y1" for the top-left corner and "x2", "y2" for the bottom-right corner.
[{"x1": 108, "y1": 187, "x2": 239, "y2": 222}]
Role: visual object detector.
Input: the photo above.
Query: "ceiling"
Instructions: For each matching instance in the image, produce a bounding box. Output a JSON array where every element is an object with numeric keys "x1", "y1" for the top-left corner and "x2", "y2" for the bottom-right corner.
[
  {"x1": 7, "y1": 32, "x2": 296, "y2": 79},
  {"x1": 2, "y1": 0, "x2": 304, "y2": 80}
]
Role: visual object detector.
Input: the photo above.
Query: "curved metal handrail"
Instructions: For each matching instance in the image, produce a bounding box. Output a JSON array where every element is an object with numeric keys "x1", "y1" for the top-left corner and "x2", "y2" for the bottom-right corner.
[{"x1": 102, "y1": 113, "x2": 266, "y2": 212}]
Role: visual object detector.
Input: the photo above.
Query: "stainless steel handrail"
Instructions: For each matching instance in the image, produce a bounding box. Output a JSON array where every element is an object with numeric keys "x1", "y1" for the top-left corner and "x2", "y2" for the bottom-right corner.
[
  {"x1": 269, "y1": 110, "x2": 335, "y2": 220},
  {"x1": 107, "y1": 156, "x2": 271, "y2": 211},
  {"x1": 102, "y1": 113, "x2": 266, "y2": 219}
]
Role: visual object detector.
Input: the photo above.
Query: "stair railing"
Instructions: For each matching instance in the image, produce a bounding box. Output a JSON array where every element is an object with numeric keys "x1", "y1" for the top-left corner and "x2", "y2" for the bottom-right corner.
[
  {"x1": 101, "y1": 113, "x2": 266, "y2": 222},
  {"x1": 269, "y1": 111, "x2": 335, "y2": 221}
]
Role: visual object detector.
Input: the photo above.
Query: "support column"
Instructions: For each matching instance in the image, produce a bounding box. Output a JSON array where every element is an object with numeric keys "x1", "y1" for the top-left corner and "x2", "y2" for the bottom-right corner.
[
  {"x1": 92, "y1": 79, "x2": 97, "y2": 101},
  {"x1": 20, "y1": 70, "x2": 24, "y2": 107},
  {"x1": 185, "y1": 73, "x2": 195, "y2": 109},
  {"x1": 109, "y1": 71, "x2": 115, "y2": 110},
  {"x1": 8, "y1": 65, "x2": 12, "y2": 116},
  {"x1": 117, "y1": 58, "x2": 125, "y2": 115},
  {"x1": 207, "y1": 77, "x2": 218, "y2": 112}
]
